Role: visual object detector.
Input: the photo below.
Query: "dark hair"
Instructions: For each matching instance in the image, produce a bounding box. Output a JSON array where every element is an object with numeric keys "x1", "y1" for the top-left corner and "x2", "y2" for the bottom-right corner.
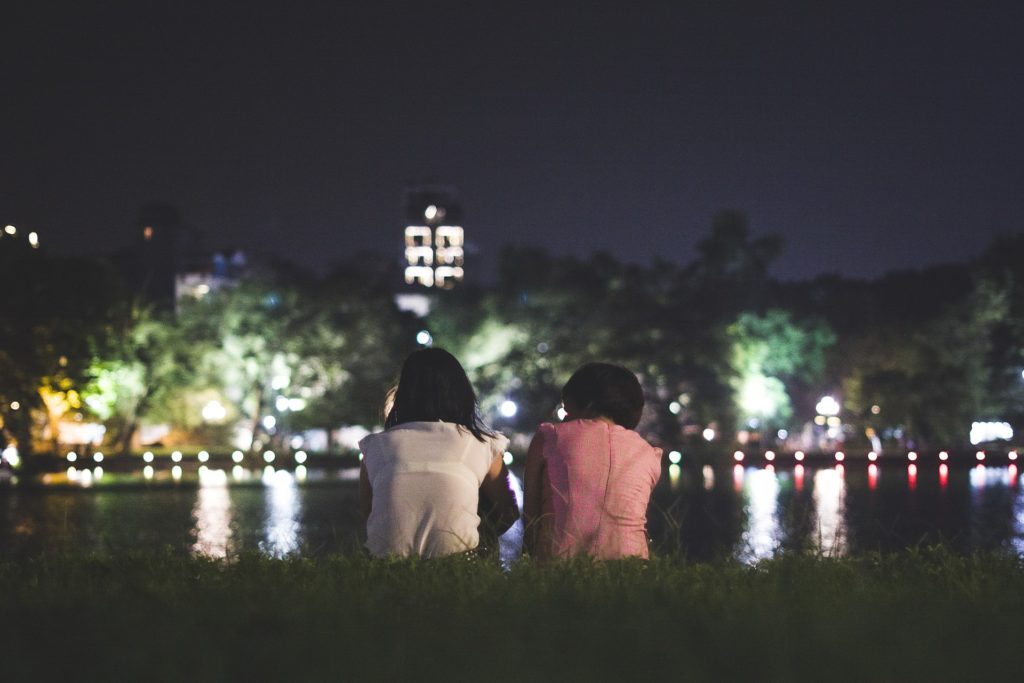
[
  {"x1": 562, "y1": 362, "x2": 645, "y2": 429},
  {"x1": 384, "y1": 348, "x2": 495, "y2": 442}
]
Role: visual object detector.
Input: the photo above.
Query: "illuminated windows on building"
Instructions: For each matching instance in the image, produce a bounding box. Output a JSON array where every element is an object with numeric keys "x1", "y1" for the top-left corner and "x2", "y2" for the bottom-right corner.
[{"x1": 403, "y1": 190, "x2": 465, "y2": 289}]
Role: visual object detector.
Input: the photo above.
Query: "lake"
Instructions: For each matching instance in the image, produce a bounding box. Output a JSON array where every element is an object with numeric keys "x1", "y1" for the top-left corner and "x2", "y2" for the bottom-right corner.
[{"x1": 2, "y1": 460, "x2": 1022, "y2": 561}]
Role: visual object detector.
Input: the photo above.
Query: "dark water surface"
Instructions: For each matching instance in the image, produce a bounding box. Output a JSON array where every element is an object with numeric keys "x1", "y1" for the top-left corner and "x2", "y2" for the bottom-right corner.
[{"x1": 2, "y1": 461, "x2": 1023, "y2": 561}]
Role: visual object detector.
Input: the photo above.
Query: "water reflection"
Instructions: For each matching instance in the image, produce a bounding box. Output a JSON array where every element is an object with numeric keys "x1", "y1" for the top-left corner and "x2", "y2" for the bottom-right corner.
[
  {"x1": 262, "y1": 469, "x2": 301, "y2": 557},
  {"x1": 738, "y1": 467, "x2": 780, "y2": 563},
  {"x1": 668, "y1": 464, "x2": 682, "y2": 492},
  {"x1": 868, "y1": 463, "x2": 879, "y2": 491},
  {"x1": 192, "y1": 469, "x2": 232, "y2": 558},
  {"x1": 813, "y1": 467, "x2": 846, "y2": 556},
  {"x1": 499, "y1": 470, "x2": 525, "y2": 568}
]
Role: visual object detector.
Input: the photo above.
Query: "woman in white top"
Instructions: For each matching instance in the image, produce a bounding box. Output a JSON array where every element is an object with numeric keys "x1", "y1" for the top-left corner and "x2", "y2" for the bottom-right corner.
[{"x1": 359, "y1": 348, "x2": 519, "y2": 558}]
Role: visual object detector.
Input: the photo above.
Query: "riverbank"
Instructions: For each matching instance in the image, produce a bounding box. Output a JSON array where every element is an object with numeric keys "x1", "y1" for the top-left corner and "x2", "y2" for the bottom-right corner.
[{"x1": 1, "y1": 549, "x2": 1021, "y2": 681}]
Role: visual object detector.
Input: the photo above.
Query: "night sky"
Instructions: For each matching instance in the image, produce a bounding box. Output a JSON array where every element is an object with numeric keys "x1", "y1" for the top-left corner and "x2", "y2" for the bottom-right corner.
[{"x1": 3, "y1": 2, "x2": 1022, "y2": 281}]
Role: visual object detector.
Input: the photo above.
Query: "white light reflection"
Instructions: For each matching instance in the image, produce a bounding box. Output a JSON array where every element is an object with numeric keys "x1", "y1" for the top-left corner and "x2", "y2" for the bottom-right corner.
[
  {"x1": 737, "y1": 467, "x2": 780, "y2": 564},
  {"x1": 668, "y1": 464, "x2": 682, "y2": 491},
  {"x1": 192, "y1": 469, "x2": 232, "y2": 559},
  {"x1": 813, "y1": 468, "x2": 847, "y2": 556},
  {"x1": 499, "y1": 469, "x2": 525, "y2": 569},
  {"x1": 702, "y1": 465, "x2": 715, "y2": 491},
  {"x1": 262, "y1": 469, "x2": 301, "y2": 557}
]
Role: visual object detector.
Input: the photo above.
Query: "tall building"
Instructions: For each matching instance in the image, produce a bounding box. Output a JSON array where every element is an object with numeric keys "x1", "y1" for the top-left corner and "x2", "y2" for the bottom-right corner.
[{"x1": 402, "y1": 185, "x2": 464, "y2": 289}]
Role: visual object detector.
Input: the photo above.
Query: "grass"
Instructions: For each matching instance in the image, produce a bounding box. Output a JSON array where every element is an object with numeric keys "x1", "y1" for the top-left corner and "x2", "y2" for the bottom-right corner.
[{"x1": 1, "y1": 549, "x2": 1022, "y2": 682}]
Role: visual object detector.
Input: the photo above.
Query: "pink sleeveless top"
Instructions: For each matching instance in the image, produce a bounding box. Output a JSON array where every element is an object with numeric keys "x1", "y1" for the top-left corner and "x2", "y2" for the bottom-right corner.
[{"x1": 539, "y1": 420, "x2": 662, "y2": 559}]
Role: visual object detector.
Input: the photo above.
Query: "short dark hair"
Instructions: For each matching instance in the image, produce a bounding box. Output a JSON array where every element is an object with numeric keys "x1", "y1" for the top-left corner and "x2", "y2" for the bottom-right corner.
[
  {"x1": 561, "y1": 362, "x2": 644, "y2": 429},
  {"x1": 384, "y1": 348, "x2": 495, "y2": 442}
]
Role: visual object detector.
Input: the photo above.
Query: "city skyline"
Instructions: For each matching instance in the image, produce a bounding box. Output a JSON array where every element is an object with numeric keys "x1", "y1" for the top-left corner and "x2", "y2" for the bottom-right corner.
[{"x1": 3, "y1": 2, "x2": 1022, "y2": 281}]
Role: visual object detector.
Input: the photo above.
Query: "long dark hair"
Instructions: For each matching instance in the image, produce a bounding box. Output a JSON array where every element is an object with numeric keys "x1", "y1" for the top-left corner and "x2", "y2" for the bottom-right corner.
[{"x1": 384, "y1": 348, "x2": 495, "y2": 442}]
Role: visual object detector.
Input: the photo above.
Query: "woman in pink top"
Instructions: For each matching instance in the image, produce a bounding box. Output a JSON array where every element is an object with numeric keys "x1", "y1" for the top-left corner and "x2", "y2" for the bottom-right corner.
[{"x1": 523, "y1": 363, "x2": 662, "y2": 560}]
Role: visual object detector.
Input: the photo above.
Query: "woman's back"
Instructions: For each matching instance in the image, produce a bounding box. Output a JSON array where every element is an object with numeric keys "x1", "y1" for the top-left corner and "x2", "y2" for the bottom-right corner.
[
  {"x1": 360, "y1": 421, "x2": 508, "y2": 557},
  {"x1": 539, "y1": 419, "x2": 661, "y2": 559}
]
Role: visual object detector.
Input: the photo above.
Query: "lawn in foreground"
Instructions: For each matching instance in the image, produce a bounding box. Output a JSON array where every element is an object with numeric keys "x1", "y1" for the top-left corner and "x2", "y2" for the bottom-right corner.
[{"x1": 1, "y1": 549, "x2": 1021, "y2": 681}]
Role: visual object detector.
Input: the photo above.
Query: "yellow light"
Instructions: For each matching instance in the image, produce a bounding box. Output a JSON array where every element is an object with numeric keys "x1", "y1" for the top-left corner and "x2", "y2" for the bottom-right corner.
[
  {"x1": 143, "y1": 226, "x2": 154, "y2": 240},
  {"x1": 66, "y1": 451, "x2": 78, "y2": 462},
  {"x1": 144, "y1": 466, "x2": 154, "y2": 479},
  {"x1": 28, "y1": 232, "x2": 39, "y2": 248},
  {"x1": 172, "y1": 465, "x2": 182, "y2": 480},
  {"x1": 4, "y1": 225, "x2": 15, "y2": 235},
  {"x1": 10, "y1": 401, "x2": 20, "y2": 410}
]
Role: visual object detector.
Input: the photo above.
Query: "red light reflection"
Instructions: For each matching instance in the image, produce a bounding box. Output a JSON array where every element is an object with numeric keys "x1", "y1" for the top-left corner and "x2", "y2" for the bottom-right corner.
[
  {"x1": 908, "y1": 463, "x2": 918, "y2": 491},
  {"x1": 794, "y1": 464, "x2": 805, "y2": 492},
  {"x1": 1010, "y1": 463, "x2": 1018, "y2": 487},
  {"x1": 733, "y1": 463, "x2": 744, "y2": 492},
  {"x1": 939, "y1": 463, "x2": 949, "y2": 489},
  {"x1": 868, "y1": 463, "x2": 878, "y2": 490}
]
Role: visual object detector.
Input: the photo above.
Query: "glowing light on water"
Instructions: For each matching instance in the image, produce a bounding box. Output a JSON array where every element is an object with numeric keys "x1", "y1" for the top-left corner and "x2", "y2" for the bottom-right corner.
[
  {"x1": 232, "y1": 465, "x2": 245, "y2": 481},
  {"x1": 668, "y1": 450, "x2": 682, "y2": 465},
  {"x1": 668, "y1": 464, "x2": 682, "y2": 491},
  {"x1": 794, "y1": 451, "x2": 805, "y2": 462},
  {"x1": 232, "y1": 450, "x2": 244, "y2": 463},
  {"x1": 1010, "y1": 464, "x2": 1018, "y2": 486},
  {"x1": 502, "y1": 451, "x2": 514, "y2": 466},
  {"x1": 193, "y1": 467, "x2": 232, "y2": 559},
  {"x1": 813, "y1": 468, "x2": 846, "y2": 556},
  {"x1": 94, "y1": 466, "x2": 104, "y2": 480},
  {"x1": 262, "y1": 470, "x2": 301, "y2": 557},
  {"x1": 868, "y1": 464, "x2": 879, "y2": 490},
  {"x1": 171, "y1": 451, "x2": 182, "y2": 463},
  {"x1": 908, "y1": 464, "x2": 918, "y2": 491},
  {"x1": 79, "y1": 469, "x2": 93, "y2": 487},
  {"x1": 172, "y1": 465, "x2": 182, "y2": 480},
  {"x1": 144, "y1": 466, "x2": 154, "y2": 480},
  {"x1": 738, "y1": 467, "x2": 781, "y2": 564},
  {"x1": 294, "y1": 450, "x2": 307, "y2": 464},
  {"x1": 939, "y1": 463, "x2": 949, "y2": 489},
  {"x1": 295, "y1": 465, "x2": 307, "y2": 482},
  {"x1": 143, "y1": 451, "x2": 154, "y2": 463},
  {"x1": 702, "y1": 465, "x2": 715, "y2": 491},
  {"x1": 794, "y1": 464, "x2": 805, "y2": 492},
  {"x1": 970, "y1": 464, "x2": 987, "y2": 489},
  {"x1": 733, "y1": 463, "x2": 745, "y2": 491}
]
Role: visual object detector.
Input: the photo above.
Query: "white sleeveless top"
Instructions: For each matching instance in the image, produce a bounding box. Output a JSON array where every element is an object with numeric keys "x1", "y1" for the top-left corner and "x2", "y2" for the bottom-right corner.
[{"x1": 359, "y1": 421, "x2": 509, "y2": 558}]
